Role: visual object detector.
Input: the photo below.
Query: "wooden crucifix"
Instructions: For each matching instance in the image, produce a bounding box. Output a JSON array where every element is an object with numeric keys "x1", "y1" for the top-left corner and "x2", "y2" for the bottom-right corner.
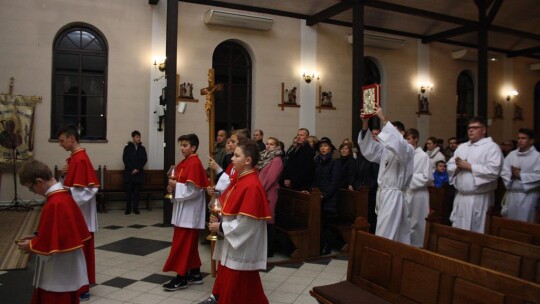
[
  {"x1": 200, "y1": 69, "x2": 223, "y2": 184},
  {"x1": 200, "y1": 69, "x2": 223, "y2": 278}
]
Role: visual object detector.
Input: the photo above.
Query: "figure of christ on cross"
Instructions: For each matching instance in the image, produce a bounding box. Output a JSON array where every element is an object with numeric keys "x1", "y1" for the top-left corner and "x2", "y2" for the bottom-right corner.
[{"x1": 200, "y1": 69, "x2": 223, "y2": 278}]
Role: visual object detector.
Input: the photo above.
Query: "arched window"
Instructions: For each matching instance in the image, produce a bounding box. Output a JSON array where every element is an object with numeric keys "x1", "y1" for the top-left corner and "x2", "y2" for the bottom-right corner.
[
  {"x1": 456, "y1": 71, "x2": 475, "y2": 139},
  {"x1": 212, "y1": 41, "x2": 252, "y2": 132},
  {"x1": 51, "y1": 24, "x2": 108, "y2": 140}
]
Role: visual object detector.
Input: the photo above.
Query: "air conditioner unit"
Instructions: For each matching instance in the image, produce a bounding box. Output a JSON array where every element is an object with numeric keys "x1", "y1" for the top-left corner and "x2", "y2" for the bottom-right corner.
[
  {"x1": 204, "y1": 9, "x2": 274, "y2": 31},
  {"x1": 530, "y1": 62, "x2": 540, "y2": 71},
  {"x1": 451, "y1": 49, "x2": 499, "y2": 62},
  {"x1": 347, "y1": 32, "x2": 406, "y2": 49}
]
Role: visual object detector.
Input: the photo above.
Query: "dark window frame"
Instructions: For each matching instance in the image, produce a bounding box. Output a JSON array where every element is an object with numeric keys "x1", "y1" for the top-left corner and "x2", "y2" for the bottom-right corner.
[{"x1": 50, "y1": 23, "x2": 108, "y2": 142}]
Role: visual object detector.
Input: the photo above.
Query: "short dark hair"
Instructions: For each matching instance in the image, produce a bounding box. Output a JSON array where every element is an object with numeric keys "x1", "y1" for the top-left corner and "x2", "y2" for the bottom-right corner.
[
  {"x1": 448, "y1": 137, "x2": 457, "y2": 142},
  {"x1": 19, "y1": 159, "x2": 53, "y2": 185},
  {"x1": 237, "y1": 139, "x2": 260, "y2": 166},
  {"x1": 299, "y1": 128, "x2": 310, "y2": 136},
  {"x1": 217, "y1": 129, "x2": 228, "y2": 137},
  {"x1": 56, "y1": 125, "x2": 79, "y2": 142},
  {"x1": 404, "y1": 128, "x2": 419, "y2": 139},
  {"x1": 436, "y1": 160, "x2": 446, "y2": 166},
  {"x1": 254, "y1": 129, "x2": 264, "y2": 136},
  {"x1": 131, "y1": 130, "x2": 141, "y2": 137},
  {"x1": 178, "y1": 134, "x2": 199, "y2": 151},
  {"x1": 518, "y1": 128, "x2": 535, "y2": 140},
  {"x1": 468, "y1": 116, "x2": 487, "y2": 127},
  {"x1": 426, "y1": 136, "x2": 438, "y2": 144},
  {"x1": 391, "y1": 121, "x2": 405, "y2": 133}
]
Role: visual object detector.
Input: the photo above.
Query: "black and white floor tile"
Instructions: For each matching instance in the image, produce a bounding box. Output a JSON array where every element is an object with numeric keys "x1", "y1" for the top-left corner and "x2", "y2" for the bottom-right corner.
[{"x1": 0, "y1": 208, "x2": 347, "y2": 304}]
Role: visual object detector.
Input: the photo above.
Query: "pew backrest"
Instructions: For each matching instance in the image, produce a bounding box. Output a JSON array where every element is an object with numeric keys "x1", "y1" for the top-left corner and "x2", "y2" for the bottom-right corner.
[{"x1": 487, "y1": 215, "x2": 540, "y2": 246}]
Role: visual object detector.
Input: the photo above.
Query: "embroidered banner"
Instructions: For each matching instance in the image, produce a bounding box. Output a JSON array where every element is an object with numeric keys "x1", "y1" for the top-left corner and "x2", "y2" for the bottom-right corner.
[{"x1": 0, "y1": 94, "x2": 39, "y2": 167}]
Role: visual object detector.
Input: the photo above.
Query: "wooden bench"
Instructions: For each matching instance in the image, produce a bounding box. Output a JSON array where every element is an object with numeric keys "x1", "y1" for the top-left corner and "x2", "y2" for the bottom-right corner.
[
  {"x1": 310, "y1": 218, "x2": 540, "y2": 304},
  {"x1": 329, "y1": 188, "x2": 370, "y2": 252},
  {"x1": 424, "y1": 215, "x2": 540, "y2": 283},
  {"x1": 100, "y1": 166, "x2": 165, "y2": 212},
  {"x1": 428, "y1": 184, "x2": 453, "y2": 225},
  {"x1": 274, "y1": 187, "x2": 321, "y2": 259},
  {"x1": 486, "y1": 215, "x2": 540, "y2": 246}
]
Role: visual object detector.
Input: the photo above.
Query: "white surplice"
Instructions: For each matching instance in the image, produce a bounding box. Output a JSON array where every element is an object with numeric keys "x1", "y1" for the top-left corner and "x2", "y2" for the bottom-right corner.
[
  {"x1": 358, "y1": 121, "x2": 414, "y2": 244},
  {"x1": 214, "y1": 214, "x2": 267, "y2": 271},
  {"x1": 500, "y1": 146, "x2": 540, "y2": 223},
  {"x1": 172, "y1": 182, "x2": 206, "y2": 229},
  {"x1": 405, "y1": 147, "x2": 431, "y2": 247},
  {"x1": 69, "y1": 186, "x2": 99, "y2": 232},
  {"x1": 34, "y1": 249, "x2": 88, "y2": 292},
  {"x1": 447, "y1": 137, "x2": 503, "y2": 233}
]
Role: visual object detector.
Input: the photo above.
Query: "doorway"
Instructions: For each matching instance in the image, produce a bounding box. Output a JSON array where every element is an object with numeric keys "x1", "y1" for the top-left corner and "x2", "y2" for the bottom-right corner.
[{"x1": 456, "y1": 71, "x2": 475, "y2": 139}]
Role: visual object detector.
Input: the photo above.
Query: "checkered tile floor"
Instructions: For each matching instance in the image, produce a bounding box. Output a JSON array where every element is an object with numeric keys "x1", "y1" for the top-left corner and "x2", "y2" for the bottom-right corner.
[{"x1": 0, "y1": 208, "x2": 348, "y2": 304}]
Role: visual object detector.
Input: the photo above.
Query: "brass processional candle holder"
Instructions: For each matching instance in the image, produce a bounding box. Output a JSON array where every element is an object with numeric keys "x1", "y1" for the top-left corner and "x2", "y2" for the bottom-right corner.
[
  {"x1": 207, "y1": 193, "x2": 223, "y2": 241},
  {"x1": 164, "y1": 165, "x2": 175, "y2": 199}
]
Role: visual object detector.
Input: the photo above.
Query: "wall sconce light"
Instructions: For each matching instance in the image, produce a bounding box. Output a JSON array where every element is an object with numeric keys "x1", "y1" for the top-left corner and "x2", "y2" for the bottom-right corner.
[
  {"x1": 506, "y1": 90, "x2": 518, "y2": 102},
  {"x1": 302, "y1": 72, "x2": 319, "y2": 84},
  {"x1": 154, "y1": 59, "x2": 166, "y2": 72},
  {"x1": 419, "y1": 82, "x2": 434, "y2": 95}
]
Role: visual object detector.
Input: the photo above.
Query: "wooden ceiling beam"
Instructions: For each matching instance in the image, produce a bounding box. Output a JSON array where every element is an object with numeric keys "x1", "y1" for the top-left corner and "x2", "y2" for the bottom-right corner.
[
  {"x1": 507, "y1": 45, "x2": 540, "y2": 58},
  {"x1": 307, "y1": 1, "x2": 353, "y2": 26}
]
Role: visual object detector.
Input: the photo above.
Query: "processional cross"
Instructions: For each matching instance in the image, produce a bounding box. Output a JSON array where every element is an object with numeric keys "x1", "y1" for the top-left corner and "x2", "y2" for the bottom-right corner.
[
  {"x1": 200, "y1": 69, "x2": 223, "y2": 184},
  {"x1": 200, "y1": 69, "x2": 223, "y2": 278}
]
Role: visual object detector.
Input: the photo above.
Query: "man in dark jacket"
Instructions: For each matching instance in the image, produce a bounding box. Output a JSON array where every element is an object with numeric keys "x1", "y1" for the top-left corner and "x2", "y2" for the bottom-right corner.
[
  {"x1": 281, "y1": 128, "x2": 315, "y2": 191},
  {"x1": 354, "y1": 145, "x2": 379, "y2": 233},
  {"x1": 123, "y1": 130, "x2": 148, "y2": 214}
]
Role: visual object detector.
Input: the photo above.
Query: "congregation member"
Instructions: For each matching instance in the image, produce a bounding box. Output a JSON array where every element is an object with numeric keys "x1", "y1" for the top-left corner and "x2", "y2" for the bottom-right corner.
[
  {"x1": 338, "y1": 141, "x2": 356, "y2": 190},
  {"x1": 281, "y1": 128, "x2": 315, "y2": 191},
  {"x1": 404, "y1": 128, "x2": 431, "y2": 247},
  {"x1": 253, "y1": 128, "x2": 266, "y2": 152},
  {"x1": 433, "y1": 160, "x2": 449, "y2": 188},
  {"x1": 312, "y1": 137, "x2": 342, "y2": 254},
  {"x1": 257, "y1": 136, "x2": 283, "y2": 257},
  {"x1": 162, "y1": 134, "x2": 209, "y2": 291},
  {"x1": 443, "y1": 137, "x2": 458, "y2": 161},
  {"x1": 122, "y1": 130, "x2": 148, "y2": 215},
  {"x1": 425, "y1": 136, "x2": 445, "y2": 172},
  {"x1": 17, "y1": 160, "x2": 90, "y2": 304},
  {"x1": 500, "y1": 139, "x2": 517, "y2": 157},
  {"x1": 209, "y1": 129, "x2": 250, "y2": 194},
  {"x1": 202, "y1": 139, "x2": 271, "y2": 304},
  {"x1": 447, "y1": 117, "x2": 503, "y2": 233},
  {"x1": 213, "y1": 129, "x2": 228, "y2": 172},
  {"x1": 358, "y1": 105, "x2": 413, "y2": 244},
  {"x1": 57, "y1": 125, "x2": 99, "y2": 301},
  {"x1": 500, "y1": 128, "x2": 540, "y2": 223}
]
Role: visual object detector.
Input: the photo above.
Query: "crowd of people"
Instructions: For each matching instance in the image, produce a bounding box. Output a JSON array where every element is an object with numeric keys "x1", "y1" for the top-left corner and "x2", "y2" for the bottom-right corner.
[{"x1": 15, "y1": 117, "x2": 539, "y2": 303}]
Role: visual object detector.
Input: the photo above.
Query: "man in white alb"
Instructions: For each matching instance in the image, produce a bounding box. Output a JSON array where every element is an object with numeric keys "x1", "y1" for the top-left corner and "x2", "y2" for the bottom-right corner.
[
  {"x1": 358, "y1": 105, "x2": 413, "y2": 244},
  {"x1": 404, "y1": 128, "x2": 431, "y2": 247},
  {"x1": 500, "y1": 128, "x2": 540, "y2": 223},
  {"x1": 447, "y1": 117, "x2": 503, "y2": 233}
]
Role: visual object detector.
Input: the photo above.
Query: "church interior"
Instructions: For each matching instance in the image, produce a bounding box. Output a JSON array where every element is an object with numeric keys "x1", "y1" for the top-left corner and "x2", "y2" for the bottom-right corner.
[{"x1": 1, "y1": 0, "x2": 539, "y2": 303}]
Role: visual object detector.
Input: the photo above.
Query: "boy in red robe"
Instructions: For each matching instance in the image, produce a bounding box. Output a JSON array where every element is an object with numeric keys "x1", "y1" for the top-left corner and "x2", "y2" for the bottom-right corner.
[
  {"x1": 162, "y1": 134, "x2": 209, "y2": 291},
  {"x1": 17, "y1": 160, "x2": 91, "y2": 304},
  {"x1": 201, "y1": 139, "x2": 271, "y2": 304},
  {"x1": 57, "y1": 125, "x2": 99, "y2": 301}
]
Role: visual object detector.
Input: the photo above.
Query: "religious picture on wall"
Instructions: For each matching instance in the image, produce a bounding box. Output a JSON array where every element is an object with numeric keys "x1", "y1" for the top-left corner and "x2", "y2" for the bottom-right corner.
[
  {"x1": 321, "y1": 91, "x2": 333, "y2": 107},
  {"x1": 361, "y1": 83, "x2": 380, "y2": 118},
  {"x1": 513, "y1": 104, "x2": 523, "y2": 120},
  {"x1": 417, "y1": 94, "x2": 430, "y2": 114},
  {"x1": 494, "y1": 102, "x2": 503, "y2": 119}
]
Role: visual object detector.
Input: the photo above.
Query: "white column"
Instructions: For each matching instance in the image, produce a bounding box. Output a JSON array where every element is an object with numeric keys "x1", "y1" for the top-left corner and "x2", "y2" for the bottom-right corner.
[
  {"x1": 148, "y1": 2, "x2": 166, "y2": 169},
  {"x1": 299, "y1": 20, "x2": 317, "y2": 135},
  {"x1": 503, "y1": 57, "x2": 514, "y2": 140}
]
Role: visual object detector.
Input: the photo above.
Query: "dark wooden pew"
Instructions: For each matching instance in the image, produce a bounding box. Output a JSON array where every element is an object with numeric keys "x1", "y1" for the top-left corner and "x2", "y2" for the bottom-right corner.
[
  {"x1": 310, "y1": 218, "x2": 540, "y2": 304},
  {"x1": 274, "y1": 187, "x2": 321, "y2": 259},
  {"x1": 424, "y1": 215, "x2": 540, "y2": 283},
  {"x1": 100, "y1": 166, "x2": 165, "y2": 212},
  {"x1": 486, "y1": 215, "x2": 540, "y2": 246},
  {"x1": 428, "y1": 184, "x2": 453, "y2": 225},
  {"x1": 329, "y1": 188, "x2": 370, "y2": 252}
]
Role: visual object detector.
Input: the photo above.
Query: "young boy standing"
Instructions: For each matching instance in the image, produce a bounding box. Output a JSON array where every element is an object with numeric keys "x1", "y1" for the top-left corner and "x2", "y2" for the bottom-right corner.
[
  {"x1": 162, "y1": 134, "x2": 209, "y2": 291},
  {"x1": 17, "y1": 160, "x2": 90, "y2": 304},
  {"x1": 433, "y1": 160, "x2": 449, "y2": 188}
]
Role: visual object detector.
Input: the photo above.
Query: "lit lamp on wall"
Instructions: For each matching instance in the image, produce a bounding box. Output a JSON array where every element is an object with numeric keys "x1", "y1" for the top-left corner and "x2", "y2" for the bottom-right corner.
[
  {"x1": 419, "y1": 82, "x2": 434, "y2": 96},
  {"x1": 302, "y1": 72, "x2": 319, "y2": 84},
  {"x1": 506, "y1": 89, "x2": 518, "y2": 102},
  {"x1": 154, "y1": 59, "x2": 166, "y2": 72}
]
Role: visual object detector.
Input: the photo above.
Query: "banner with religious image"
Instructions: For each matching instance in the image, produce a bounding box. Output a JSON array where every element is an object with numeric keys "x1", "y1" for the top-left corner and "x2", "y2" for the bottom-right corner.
[{"x1": 0, "y1": 94, "x2": 39, "y2": 167}]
